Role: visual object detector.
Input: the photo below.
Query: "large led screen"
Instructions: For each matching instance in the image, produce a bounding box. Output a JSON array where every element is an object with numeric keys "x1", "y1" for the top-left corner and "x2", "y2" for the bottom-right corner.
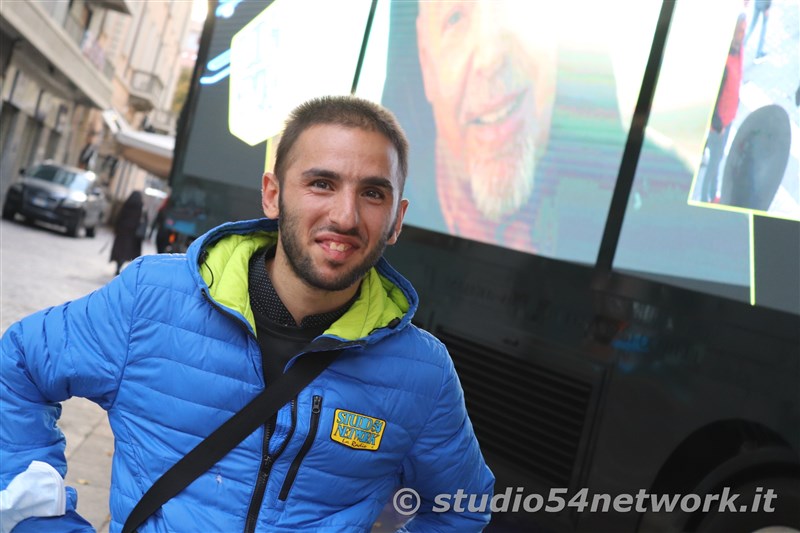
[
  {"x1": 357, "y1": 0, "x2": 665, "y2": 264},
  {"x1": 358, "y1": 0, "x2": 798, "y2": 313}
]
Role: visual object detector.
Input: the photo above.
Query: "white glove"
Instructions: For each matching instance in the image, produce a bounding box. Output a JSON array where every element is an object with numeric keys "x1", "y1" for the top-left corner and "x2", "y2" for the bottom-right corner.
[{"x1": 0, "y1": 461, "x2": 67, "y2": 533}]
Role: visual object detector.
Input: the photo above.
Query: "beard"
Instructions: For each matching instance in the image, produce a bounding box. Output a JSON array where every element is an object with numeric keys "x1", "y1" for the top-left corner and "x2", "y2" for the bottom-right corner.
[
  {"x1": 278, "y1": 197, "x2": 393, "y2": 292},
  {"x1": 467, "y1": 132, "x2": 536, "y2": 222}
]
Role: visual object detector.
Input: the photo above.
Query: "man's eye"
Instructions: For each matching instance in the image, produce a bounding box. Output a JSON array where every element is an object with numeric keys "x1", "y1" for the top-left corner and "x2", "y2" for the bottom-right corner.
[
  {"x1": 364, "y1": 189, "x2": 385, "y2": 200},
  {"x1": 311, "y1": 180, "x2": 331, "y2": 190},
  {"x1": 445, "y1": 9, "x2": 463, "y2": 28}
]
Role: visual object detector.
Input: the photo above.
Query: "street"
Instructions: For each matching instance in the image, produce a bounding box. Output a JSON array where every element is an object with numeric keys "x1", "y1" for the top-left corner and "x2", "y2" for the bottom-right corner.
[{"x1": 1, "y1": 218, "x2": 156, "y2": 532}]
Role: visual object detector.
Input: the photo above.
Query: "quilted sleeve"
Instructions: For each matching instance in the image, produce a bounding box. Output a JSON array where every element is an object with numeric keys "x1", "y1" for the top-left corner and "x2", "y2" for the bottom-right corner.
[
  {"x1": 0, "y1": 258, "x2": 140, "y2": 531},
  {"x1": 398, "y1": 348, "x2": 495, "y2": 532}
]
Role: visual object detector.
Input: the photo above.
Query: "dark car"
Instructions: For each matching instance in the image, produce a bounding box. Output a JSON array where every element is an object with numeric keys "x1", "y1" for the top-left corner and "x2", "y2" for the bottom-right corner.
[{"x1": 2, "y1": 162, "x2": 107, "y2": 237}]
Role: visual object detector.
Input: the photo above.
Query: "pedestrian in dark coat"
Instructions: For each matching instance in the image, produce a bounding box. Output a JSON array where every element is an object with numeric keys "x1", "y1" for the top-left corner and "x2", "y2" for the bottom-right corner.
[{"x1": 110, "y1": 191, "x2": 146, "y2": 275}]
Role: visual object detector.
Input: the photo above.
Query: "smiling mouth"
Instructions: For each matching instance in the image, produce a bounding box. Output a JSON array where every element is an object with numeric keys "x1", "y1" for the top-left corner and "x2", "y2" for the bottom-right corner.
[
  {"x1": 328, "y1": 242, "x2": 351, "y2": 252},
  {"x1": 469, "y1": 92, "x2": 525, "y2": 126}
]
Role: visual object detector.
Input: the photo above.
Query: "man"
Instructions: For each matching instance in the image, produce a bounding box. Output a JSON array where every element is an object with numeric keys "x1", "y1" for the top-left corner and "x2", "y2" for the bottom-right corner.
[
  {"x1": 412, "y1": 0, "x2": 649, "y2": 261},
  {"x1": 746, "y1": 0, "x2": 771, "y2": 62},
  {"x1": 1, "y1": 96, "x2": 494, "y2": 532},
  {"x1": 416, "y1": 0, "x2": 558, "y2": 252}
]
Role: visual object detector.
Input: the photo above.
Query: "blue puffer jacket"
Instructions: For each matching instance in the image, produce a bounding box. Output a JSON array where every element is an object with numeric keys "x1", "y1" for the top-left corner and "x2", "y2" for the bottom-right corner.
[{"x1": 1, "y1": 218, "x2": 494, "y2": 532}]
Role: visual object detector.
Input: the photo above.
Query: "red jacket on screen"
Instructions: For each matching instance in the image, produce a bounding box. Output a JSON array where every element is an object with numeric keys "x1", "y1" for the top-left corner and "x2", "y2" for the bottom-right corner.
[{"x1": 713, "y1": 47, "x2": 743, "y2": 132}]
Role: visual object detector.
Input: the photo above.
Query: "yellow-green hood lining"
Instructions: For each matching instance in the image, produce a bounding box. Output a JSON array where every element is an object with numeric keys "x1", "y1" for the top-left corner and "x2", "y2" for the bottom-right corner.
[{"x1": 200, "y1": 233, "x2": 409, "y2": 341}]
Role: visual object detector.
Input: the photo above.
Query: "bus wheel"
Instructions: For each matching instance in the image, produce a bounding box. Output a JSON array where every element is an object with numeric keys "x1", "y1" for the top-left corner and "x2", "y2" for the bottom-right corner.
[{"x1": 693, "y1": 477, "x2": 800, "y2": 533}]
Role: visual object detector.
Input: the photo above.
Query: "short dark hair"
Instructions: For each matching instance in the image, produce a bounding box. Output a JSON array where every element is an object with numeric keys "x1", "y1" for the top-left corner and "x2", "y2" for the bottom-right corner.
[{"x1": 274, "y1": 95, "x2": 409, "y2": 194}]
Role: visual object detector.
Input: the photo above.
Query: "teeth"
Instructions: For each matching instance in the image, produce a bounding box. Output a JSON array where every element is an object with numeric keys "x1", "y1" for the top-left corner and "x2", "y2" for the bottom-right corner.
[
  {"x1": 476, "y1": 99, "x2": 517, "y2": 125},
  {"x1": 329, "y1": 242, "x2": 350, "y2": 252}
]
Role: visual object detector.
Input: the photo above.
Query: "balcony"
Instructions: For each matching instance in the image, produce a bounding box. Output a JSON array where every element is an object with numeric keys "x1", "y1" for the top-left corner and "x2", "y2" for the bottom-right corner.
[
  {"x1": 128, "y1": 70, "x2": 164, "y2": 113},
  {"x1": 0, "y1": 1, "x2": 113, "y2": 108},
  {"x1": 62, "y1": 16, "x2": 115, "y2": 81},
  {"x1": 86, "y1": 0, "x2": 133, "y2": 15}
]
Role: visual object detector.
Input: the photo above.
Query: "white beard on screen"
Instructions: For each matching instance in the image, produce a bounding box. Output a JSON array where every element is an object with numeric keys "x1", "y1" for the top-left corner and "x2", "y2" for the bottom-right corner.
[{"x1": 468, "y1": 134, "x2": 536, "y2": 222}]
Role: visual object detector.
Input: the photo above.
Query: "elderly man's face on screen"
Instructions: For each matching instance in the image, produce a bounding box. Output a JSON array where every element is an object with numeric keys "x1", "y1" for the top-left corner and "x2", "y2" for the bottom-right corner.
[{"x1": 417, "y1": 1, "x2": 558, "y2": 221}]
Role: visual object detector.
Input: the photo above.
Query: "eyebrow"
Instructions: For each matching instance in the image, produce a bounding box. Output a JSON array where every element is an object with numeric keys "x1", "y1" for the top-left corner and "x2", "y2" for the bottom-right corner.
[{"x1": 301, "y1": 168, "x2": 394, "y2": 192}]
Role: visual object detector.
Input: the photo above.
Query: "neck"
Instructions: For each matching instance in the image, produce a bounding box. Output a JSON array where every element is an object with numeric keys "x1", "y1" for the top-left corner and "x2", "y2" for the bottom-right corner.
[{"x1": 266, "y1": 243, "x2": 361, "y2": 325}]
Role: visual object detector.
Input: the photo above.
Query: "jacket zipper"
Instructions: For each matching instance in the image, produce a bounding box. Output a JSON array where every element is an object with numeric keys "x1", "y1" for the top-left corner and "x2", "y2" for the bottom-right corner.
[
  {"x1": 198, "y1": 289, "x2": 296, "y2": 533},
  {"x1": 243, "y1": 398, "x2": 297, "y2": 533},
  {"x1": 199, "y1": 285, "x2": 351, "y2": 531},
  {"x1": 278, "y1": 395, "x2": 323, "y2": 501},
  {"x1": 244, "y1": 419, "x2": 274, "y2": 533}
]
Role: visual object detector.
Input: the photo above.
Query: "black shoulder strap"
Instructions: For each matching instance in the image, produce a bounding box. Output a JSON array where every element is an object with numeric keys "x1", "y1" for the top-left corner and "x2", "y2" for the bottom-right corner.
[{"x1": 122, "y1": 349, "x2": 342, "y2": 533}]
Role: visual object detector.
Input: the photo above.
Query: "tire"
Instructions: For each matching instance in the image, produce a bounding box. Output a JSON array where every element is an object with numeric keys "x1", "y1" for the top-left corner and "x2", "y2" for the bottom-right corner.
[
  {"x1": 694, "y1": 477, "x2": 800, "y2": 533},
  {"x1": 2, "y1": 202, "x2": 15, "y2": 221},
  {"x1": 66, "y1": 212, "x2": 84, "y2": 237},
  {"x1": 85, "y1": 225, "x2": 96, "y2": 238}
]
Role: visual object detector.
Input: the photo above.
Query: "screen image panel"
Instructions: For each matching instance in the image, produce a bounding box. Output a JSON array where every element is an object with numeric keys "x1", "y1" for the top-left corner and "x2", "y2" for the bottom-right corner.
[
  {"x1": 228, "y1": 0, "x2": 373, "y2": 146},
  {"x1": 687, "y1": 1, "x2": 800, "y2": 221},
  {"x1": 357, "y1": 0, "x2": 664, "y2": 264},
  {"x1": 182, "y1": 1, "x2": 272, "y2": 190},
  {"x1": 182, "y1": 0, "x2": 373, "y2": 189},
  {"x1": 615, "y1": 0, "x2": 800, "y2": 313}
]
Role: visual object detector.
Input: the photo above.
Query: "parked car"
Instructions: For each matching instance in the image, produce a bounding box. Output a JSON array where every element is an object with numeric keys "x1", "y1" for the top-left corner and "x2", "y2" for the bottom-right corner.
[{"x1": 2, "y1": 162, "x2": 107, "y2": 237}]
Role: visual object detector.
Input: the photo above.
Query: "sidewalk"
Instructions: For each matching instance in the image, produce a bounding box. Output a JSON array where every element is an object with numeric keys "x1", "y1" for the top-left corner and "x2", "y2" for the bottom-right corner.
[
  {"x1": 58, "y1": 233, "x2": 157, "y2": 532},
  {"x1": 0, "y1": 218, "x2": 127, "y2": 532},
  {"x1": 61, "y1": 398, "x2": 114, "y2": 532}
]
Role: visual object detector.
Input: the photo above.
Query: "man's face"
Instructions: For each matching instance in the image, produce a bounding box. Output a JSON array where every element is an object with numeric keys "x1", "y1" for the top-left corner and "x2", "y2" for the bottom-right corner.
[
  {"x1": 417, "y1": 1, "x2": 558, "y2": 221},
  {"x1": 262, "y1": 124, "x2": 408, "y2": 292}
]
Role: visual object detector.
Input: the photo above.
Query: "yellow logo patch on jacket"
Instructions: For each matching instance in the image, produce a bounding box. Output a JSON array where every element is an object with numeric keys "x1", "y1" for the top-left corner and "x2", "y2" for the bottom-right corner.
[{"x1": 330, "y1": 409, "x2": 386, "y2": 451}]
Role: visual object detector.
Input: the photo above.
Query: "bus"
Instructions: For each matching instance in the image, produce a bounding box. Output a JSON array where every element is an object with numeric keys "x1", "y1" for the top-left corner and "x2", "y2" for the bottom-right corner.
[{"x1": 165, "y1": 1, "x2": 800, "y2": 530}]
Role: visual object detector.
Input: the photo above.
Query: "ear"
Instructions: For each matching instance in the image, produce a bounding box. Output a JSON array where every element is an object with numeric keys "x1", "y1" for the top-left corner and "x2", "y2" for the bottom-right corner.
[
  {"x1": 387, "y1": 198, "x2": 409, "y2": 245},
  {"x1": 262, "y1": 172, "x2": 280, "y2": 219}
]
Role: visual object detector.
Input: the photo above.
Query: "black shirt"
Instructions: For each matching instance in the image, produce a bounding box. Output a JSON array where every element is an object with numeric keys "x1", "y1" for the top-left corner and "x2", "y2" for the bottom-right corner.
[{"x1": 248, "y1": 246, "x2": 357, "y2": 382}]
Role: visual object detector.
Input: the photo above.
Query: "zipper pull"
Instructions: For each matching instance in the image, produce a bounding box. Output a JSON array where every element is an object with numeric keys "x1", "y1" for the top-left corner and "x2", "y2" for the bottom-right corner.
[{"x1": 312, "y1": 395, "x2": 322, "y2": 414}]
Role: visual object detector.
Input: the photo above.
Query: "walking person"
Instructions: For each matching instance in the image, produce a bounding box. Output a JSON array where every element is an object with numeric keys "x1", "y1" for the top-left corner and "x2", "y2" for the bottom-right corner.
[
  {"x1": 109, "y1": 190, "x2": 147, "y2": 275},
  {"x1": 747, "y1": 0, "x2": 771, "y2": 62}
]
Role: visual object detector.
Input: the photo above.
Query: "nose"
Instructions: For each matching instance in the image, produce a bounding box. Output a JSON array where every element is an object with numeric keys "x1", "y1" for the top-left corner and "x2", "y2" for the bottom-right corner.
[
  {"x1": 328, "y1": 190, "x2": 359, "y2": 232},
  {"x1": 472, "y1": 3, "x2": 506, "y2": 77}
]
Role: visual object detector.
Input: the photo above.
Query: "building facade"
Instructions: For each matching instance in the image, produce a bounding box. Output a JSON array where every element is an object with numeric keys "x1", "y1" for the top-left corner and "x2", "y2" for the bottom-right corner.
[{"x1": 0, "y1": 0, "x2": 195, "y2": 209}]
